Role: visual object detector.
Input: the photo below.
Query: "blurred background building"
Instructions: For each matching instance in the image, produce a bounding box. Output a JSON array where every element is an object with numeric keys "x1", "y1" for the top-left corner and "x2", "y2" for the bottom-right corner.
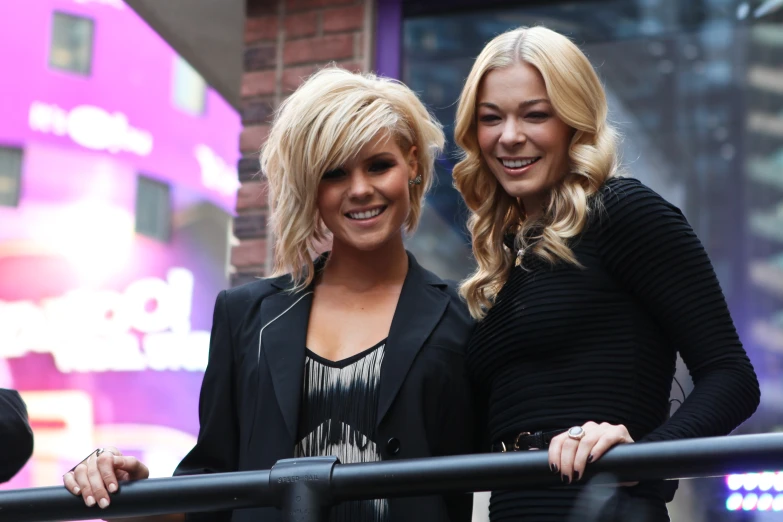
[
  {"x1": 1, "y1": 0, "x2": 782, "y2": 520},
  {"x1": 0, "y1": 0, "x2": 240, "y2": 496}
]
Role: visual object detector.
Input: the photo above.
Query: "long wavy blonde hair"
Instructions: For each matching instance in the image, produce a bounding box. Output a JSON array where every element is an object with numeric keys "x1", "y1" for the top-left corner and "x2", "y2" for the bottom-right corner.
[
  {"x1": 454, "y1": 26, "x2": 620, "y2": 319},
  {"x1": 260, "y1": 66, "x2": 445, "y2": 288}
]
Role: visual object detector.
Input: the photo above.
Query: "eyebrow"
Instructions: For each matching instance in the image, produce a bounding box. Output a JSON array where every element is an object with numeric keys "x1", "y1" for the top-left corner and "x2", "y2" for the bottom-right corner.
[
  {"x1": 362, "y1": 152, "x2": 396, "y2": 162},
  {"x1": 478, "y1": 99, "x2": 550, "y2": 110}
]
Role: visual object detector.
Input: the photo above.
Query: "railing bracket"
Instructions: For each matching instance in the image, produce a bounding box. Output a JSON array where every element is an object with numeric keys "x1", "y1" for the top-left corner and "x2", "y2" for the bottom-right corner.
[{"x1": 270, "y1": 456, "x2": 339, "y2": 522}]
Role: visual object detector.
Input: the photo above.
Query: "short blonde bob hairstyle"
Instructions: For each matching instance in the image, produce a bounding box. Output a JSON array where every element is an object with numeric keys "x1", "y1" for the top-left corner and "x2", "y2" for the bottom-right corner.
[
  {"x1": 453, "y1": 26, "x2": 620, "y2": 319},
  {"x1": 260, "y1": 66, "x2": 445, "y2": 287}
]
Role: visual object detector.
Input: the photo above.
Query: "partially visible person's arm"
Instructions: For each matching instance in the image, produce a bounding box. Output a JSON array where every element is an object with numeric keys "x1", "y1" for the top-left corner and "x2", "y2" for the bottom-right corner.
[
  {"x1": 174, "y1": 290, "x2": 239, "y2": 479},
  {"x1": 0, "y1": 388, "x2": 33, "y2": 483}
]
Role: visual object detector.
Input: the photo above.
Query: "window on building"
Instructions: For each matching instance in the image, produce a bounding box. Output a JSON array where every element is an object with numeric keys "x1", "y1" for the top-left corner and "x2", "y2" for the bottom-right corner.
[
  {"x1": 172, "y1": 56, "x2": 207, "y2": 116},
  {"x1": 0, "y1": 147, "x2": 23, "y2": 208},
  {"x1": 135, "y1": 175, "x2": 171, "y2": 242},
  {"x1": 49, "y1": 12, "x2": 94, "y2": 76}
]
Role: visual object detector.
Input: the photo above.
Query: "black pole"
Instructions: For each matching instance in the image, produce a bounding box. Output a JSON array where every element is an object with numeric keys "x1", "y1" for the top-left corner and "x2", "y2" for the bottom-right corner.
[
  {"x1": 0, "y1": 470, "x2": 275, "y2": 522},
  {"x1": 331, "y1": 433, "x2": 783, "y2": 500},
  {"x1": 1, "y1": 433, "x2": 782, "y2": 522}
]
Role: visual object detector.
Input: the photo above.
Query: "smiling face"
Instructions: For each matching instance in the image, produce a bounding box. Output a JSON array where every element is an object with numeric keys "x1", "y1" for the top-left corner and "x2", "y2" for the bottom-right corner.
[
  {"x1": 316, "y1": 131, "x2": 418, "y2": 252},
  {"x1": 476, "y1": 62, "x2": 573, "y2": 216}
]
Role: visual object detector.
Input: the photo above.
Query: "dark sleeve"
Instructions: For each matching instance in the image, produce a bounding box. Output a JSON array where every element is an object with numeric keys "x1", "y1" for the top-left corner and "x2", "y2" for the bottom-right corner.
[
  {"x1": 449, "y1": 284, "x2": 488, "y2": 454},
  {"x1": 0, "y1": 388, "x2": 34, "y2": 483},
  {"x1": 597, "y1": 178, "x2": 760, "y2": 442},
  {"x1": 174, "y1": 290, "x2": 237, "y2": 521}
]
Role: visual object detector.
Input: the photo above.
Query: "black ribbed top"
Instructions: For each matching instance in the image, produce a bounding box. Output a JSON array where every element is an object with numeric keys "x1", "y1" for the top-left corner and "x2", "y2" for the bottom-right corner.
[{"x1": 467, "y1": 177, "x2": 760, "y2": 521}]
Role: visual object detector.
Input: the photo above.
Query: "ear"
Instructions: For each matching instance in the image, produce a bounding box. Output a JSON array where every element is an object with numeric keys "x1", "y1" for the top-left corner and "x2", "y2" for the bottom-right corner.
[{"x1": 407, "y1": 145, "x2": 419, "y2": 181}]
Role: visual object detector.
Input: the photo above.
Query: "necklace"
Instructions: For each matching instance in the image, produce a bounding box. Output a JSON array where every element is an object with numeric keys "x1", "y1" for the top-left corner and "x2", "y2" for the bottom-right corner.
[{"x1": 515, "y1": 248, "x2": 525, "y2": 267}]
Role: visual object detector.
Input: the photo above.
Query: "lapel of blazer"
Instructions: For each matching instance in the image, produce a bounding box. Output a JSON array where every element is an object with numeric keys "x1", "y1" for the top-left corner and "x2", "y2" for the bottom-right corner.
[
  {"x1": 259, "y1": 276, "x2": 315, "y2": 443},
  {"x1": 377, "y1": 252, "x2": 450, "y2": 426}
]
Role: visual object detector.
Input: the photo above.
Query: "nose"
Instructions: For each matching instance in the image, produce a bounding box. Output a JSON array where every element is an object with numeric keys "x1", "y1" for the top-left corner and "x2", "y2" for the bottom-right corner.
[
  {"x1": 499, "y1": 118, "x2": 526, "y2": 149},
  {"x1": 347, "y1": 169, "x2": 373, "y2": 199}
]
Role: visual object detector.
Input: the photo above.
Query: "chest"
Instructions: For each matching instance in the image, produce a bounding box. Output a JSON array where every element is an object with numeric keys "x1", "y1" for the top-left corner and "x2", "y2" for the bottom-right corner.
[
  {"x1": 469, "y1": 245, "x2": 640, "y2": 364},
  {"x1": 306, "y1": 286, "x2": 400, "y2": 361}
]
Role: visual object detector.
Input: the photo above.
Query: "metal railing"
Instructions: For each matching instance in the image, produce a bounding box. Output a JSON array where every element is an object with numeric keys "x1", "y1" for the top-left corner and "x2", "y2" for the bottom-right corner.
[{"x1": 2, "y1": 433, "x2": 782, "y2": 522}]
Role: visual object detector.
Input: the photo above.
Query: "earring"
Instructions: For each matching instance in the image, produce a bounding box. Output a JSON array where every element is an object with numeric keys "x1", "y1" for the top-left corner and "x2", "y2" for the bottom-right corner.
[{"x1": 409, "y1": 175, "x2": 422, "y2": 186}]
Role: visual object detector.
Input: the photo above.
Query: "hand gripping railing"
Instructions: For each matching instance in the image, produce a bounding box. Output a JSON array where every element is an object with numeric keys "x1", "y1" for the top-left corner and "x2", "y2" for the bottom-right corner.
[{"x1": 2, "y1": 433, "x2": 782, "y2": 522}]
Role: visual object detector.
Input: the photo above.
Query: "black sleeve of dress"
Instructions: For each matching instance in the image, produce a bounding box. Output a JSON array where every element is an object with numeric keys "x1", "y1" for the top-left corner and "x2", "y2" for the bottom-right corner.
[
  {"x1": 597, "y1": 178, "x2": 760, "y2": 442},
  {"x1": 174, "y1": 290, "x2": 237, "y2": 522},
  {"x1": 0, "y1": 388, "x2": 34, "y2": 483}
]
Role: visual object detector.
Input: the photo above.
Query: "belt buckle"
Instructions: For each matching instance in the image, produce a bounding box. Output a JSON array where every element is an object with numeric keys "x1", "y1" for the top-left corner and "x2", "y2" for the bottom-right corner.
[{"x1": 513, "y1": 432, "x2": 533, "y2": 451}]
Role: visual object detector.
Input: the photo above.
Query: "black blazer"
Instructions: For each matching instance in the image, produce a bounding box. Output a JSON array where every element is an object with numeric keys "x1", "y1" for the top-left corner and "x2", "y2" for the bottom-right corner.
[
  {"x1": 175, "y1": 253, "x2": 477, "y2": 522},
  {"x1": 0, "y1": 388, "x2": 34, "y2": 483}
]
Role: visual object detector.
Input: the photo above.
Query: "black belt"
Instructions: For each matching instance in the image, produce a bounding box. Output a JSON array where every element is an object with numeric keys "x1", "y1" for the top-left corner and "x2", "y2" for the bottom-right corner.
[{"x1": 491, "y1": 429, "x2": 566, "y2": 452}]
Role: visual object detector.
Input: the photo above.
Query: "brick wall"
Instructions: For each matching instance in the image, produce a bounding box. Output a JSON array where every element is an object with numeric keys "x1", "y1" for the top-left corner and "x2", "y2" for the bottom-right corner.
[{"x1": 232, "y1": 0, "x2": 373, "y2": 287}]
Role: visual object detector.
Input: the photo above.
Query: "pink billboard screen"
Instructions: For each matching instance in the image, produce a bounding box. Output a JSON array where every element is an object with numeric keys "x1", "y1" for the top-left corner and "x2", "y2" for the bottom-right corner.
[{"x1": 0, "y1": 0, "x2": 242, "y2": 494}]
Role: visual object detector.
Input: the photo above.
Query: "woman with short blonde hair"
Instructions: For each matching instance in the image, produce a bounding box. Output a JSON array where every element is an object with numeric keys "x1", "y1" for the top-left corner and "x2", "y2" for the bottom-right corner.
[
  {"x1": 64, "y1": 66, "x2": 477, "y2": 522},
  {"x1": 455, "y1": 26, "x2": 759, "y2": 521},
  {"x1": 262, "y1": 67, "x2": 444, "y2": 289}
]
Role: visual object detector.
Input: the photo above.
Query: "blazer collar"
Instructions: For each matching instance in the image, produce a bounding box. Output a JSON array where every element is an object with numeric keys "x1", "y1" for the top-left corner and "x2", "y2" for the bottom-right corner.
[
  {"x1": 377, "y1": 253, "x2": 449, "y2": 426},
  {"x1": 259, "y1": 252, "x2": 450, "y2": 440},
  {"x1": 259, "y1": 259, "x2": 322, "y2": 442}
]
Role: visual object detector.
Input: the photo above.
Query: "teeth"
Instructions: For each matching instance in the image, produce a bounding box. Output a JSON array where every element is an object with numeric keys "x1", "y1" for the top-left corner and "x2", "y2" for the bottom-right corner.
[
  {"x1": 348, "y1": 207, "x2": 383, "y2": 220},
  {"x1": 502, "y1": 158, "x2": 538, "y2": 168}
]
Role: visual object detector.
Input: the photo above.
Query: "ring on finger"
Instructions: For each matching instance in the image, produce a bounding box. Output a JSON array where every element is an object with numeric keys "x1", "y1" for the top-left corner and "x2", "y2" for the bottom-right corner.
[{"x1": 567, "y1": 426, "x2": 586, "y2": 441}]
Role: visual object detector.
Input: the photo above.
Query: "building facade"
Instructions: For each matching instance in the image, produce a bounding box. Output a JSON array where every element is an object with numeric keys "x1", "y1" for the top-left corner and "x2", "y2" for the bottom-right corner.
[{"x1": 0, "y1": 0, "x2": 240, "y2": 488}]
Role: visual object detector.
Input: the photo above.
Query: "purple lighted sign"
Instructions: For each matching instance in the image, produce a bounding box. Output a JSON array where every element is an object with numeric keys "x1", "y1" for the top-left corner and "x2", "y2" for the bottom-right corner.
[
  {"x1": 0, "y1": 0, "x2": 241, "y2": 212},
  {"x1": 0, "y1": 0, "x2": 243, "y2": 492}
]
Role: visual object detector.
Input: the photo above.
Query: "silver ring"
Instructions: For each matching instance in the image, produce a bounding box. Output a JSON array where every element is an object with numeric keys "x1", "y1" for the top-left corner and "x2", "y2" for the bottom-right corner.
[
  {"x1": 567, "y1": 426, "x2": 585, "y2": 441},
  {"x1": 95, "y1": 447, "x2": 116, "y2": 457}
]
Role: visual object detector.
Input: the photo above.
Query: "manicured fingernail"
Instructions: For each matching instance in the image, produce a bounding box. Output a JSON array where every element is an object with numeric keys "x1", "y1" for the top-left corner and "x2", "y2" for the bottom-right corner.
[
  {"x1": 108, "y1": 483, "x2": 117, "y2": 493},
  {"x1": 561, "y1": 474, "x2": 567, "y2": 483},
  {"x1": 550, "y1": 463, "x2": 555, "y2": 472},
  {"x1": 587, "y1": 454, "x2": 593, "y2": 463},
  {"x1": 73, "y1": 486, "x2": 80, "y2": 494},
  {"x1": 86, "y1": 496, "x2": 96, "y2": 507},
  {"x1": 99, "y1": 498, "x2": 109, "y2": 509},
  {"x1": 574, "y1": 471, "x2": 581, "y2": 481},
  {"x1": 552, "y1": 464, "x2": 559, "y2": 473}
]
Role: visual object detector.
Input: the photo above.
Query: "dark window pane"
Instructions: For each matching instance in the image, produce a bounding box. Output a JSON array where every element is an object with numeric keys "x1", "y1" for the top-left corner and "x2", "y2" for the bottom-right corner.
[
  {"x1": 135, "y1": 175, "x2": 171, "y2": 242},
  {"x1": 49, "y1": 12, "x2": 94, "y2": 75},
  {"x1": 0, "y1": 147, "x2": 23, "y2": 208}
]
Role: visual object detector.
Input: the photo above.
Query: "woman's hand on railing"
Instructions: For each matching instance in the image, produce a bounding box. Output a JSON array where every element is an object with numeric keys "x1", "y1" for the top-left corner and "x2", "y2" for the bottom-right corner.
[
  {"x1": 62, "y1": 446, "x2": 150, "y2": 510},
  {"x1": 548, "y1": 421, "x2": 636, "y2": 485}
]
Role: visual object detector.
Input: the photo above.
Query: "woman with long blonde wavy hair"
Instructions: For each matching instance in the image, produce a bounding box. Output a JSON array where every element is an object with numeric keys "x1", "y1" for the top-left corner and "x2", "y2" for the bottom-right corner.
[
  {"x1": 62, "y1": 66, "x2": 478, "y2": 522},
  {"x1": 456, "y1": 26, "x2": 759, "y2": 521}
]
